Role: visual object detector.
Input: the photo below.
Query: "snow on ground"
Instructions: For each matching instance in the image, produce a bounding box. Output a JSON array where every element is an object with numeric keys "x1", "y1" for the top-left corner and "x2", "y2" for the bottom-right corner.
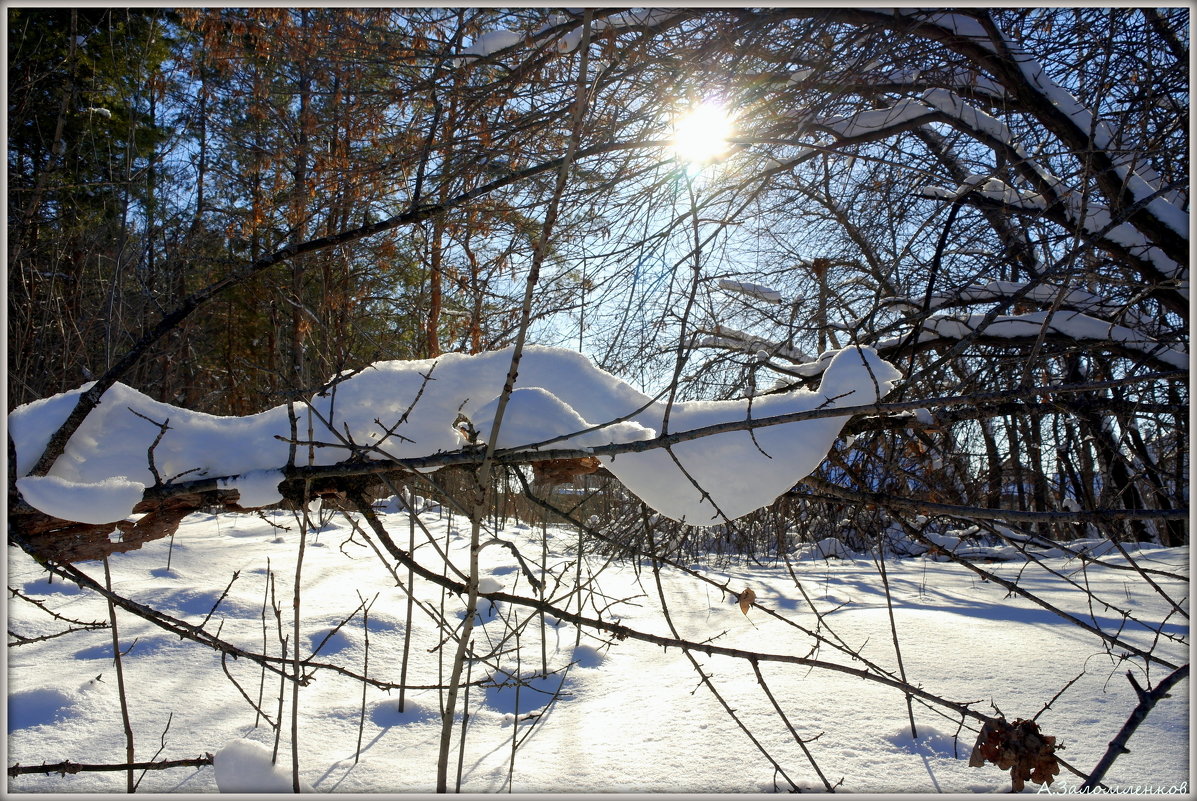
[{"x1": 6, "y1": 503, "x2": 1189, "y2": 793}]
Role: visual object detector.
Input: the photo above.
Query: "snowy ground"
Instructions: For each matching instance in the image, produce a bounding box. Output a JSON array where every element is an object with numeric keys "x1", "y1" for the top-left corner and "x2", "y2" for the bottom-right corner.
[{"x1": 6, "y1": 501, "x2": 1190, "y2": 794}]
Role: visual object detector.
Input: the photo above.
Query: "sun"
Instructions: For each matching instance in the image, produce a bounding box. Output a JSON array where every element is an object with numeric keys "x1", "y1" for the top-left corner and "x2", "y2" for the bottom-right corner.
[{"x1": 672, "y1": 101, "x2": 734, "y2": 164}]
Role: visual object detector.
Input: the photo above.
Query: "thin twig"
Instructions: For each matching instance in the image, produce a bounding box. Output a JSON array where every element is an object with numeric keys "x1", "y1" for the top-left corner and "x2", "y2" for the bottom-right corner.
[
  {"x1": 133, "y1": 712, "x2": 173, "y2": 791},
  {"x1": 750, "y1": 659, "x2": 836, "y2": 792},
  {"x1": 103, "y1": 557, "x2": 135, "y2": 793},
  {"x1": 647, "y1": 520, "x2": 800, "y2": 791}
]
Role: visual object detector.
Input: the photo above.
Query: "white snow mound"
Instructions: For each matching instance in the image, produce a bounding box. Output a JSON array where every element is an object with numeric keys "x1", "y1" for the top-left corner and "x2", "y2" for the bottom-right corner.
[
  {"x1": 16, "y1": 475, "x2": 145, "y2": 524},
  {"x1": 213, "y1": 738, "x2": 314, "y2": 793},
  {"x1": 469, "y1": 386, "x2": 654, "y2": 450}
]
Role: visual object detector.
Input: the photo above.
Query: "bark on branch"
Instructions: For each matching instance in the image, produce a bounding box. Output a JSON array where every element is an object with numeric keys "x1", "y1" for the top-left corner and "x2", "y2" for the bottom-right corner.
[
  {"x1": 8, "y1": 755, "x2": 214, "y2": 778},
  {"x1": 1080, "y1": 665, "x2": 1190, "y2": 791}
]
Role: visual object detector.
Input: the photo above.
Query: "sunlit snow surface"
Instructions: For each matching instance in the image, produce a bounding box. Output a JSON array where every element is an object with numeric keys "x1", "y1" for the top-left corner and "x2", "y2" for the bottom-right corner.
[
  {"x1": 10, "y1": 345, "x2": 900, "y2": 525},
  {"x1": 6, "y1": 509, "x2": 1188, "y2": 793}
]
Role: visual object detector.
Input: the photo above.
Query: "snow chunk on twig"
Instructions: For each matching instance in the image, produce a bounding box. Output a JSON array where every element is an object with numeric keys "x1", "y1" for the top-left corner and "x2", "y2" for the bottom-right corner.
[
  {"x1": 879, "y1": 311, "x2": 1188, "y2": 370},
  {"x1": 7, "y1": 345, "x2": 901, "y2": 527},
  {"x1": 717, "y1": 279, "x2": 784, "y2": 304},
  {"x1": 460, "y1": 29, "x2": 523, "y2": 59},
  {"x1": 818, "y1": 98, "x2": 934, "y2": 137},
  {"x1": 468, "y1": 387, "x2": 654, "y2": 450},
  {"x1": 218, "y1": 469, "x2": 286, "y2": 508}
]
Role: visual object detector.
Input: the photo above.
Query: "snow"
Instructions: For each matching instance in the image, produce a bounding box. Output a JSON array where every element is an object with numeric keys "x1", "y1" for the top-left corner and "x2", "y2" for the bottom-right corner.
[
  {"x1": 15, "y1": 475, "x2": 146, "y2": 525},
  {"x1": 877, "y1": 311, "x2": 1188, "y2": 370},
  {"x1": 922, "y1": 88, "x2": 1015, "y2": 144},
  {"x1": 818, "y1": 98, "x2": 935, "y2": 138},
  {"x1": 525, "y1": 10, "x2": 684, "y2": 58},
  {"x1": 894, "y1": 280, "x2": 1155, "y2": 331},
  {"x1": 597, "y1": 9, "x2": 678, "y2": 30},
  {"x1": 1010, "y1": 55, "x2": 1189, "y2": 241},
  {"x1": 833, "y1": 50, "x2": 1186, "y2": 288},
  {"x1": 920, "y1": 14, "x2": 1191, "y2": 244},
  {"x1": 468, "y1": 386, "x2": 653, "y2": 450},
  {"x1": 554, "y1": 26, "x2": 583, "y2": 53},
  {"x1": 8, "y1": 686, "x2": 78, "y2": 730},
  {"x1": 885, "y1": 67, "x2": 1006, "y2": 99},
  {"x1": 218, "y1": 469, "x2": 287, "y2": 509},
  {"x1": 898, "y1": 9, "x2": 998, "y2": 52},
  {"x1": 6, "y1": 506, "x2": 1188, "y2": 793},
  {"x1": 717, "y1": 278, "x2": 784, "y2": 304},
  {"x1": 10, "y1": 345, "x2": 901, "y2": 527},
  {"x1": 602, "y1": 346, "x2": 900, "y2": 523},
  {"x1": 214, "y1": 738, "x2": 314, "y2": 793},
  {"x1": 693, "y1": 324, "x2": 811, "y2": 365},
  {"x1": 459, "y1": 29, "x2": 523, "y2": 59},
  {"x1": 1060, "y1": 195, "x2": 1186, "y2": 283},
  {"x1": 818, "y1": 89, "x2": 1018, "y2": 144},
  {"x1": 788, "y1": 67, "x2": 813, "y2": 83},
  {"x1": 946, "y1": 174, "x2": 1047, "y2": 210}
]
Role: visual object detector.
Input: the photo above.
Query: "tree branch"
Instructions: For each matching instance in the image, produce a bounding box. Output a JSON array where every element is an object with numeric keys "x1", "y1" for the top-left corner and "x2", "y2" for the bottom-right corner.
[{"x1": 1080, "y1": 665, "x2": 1190, "y2": 791}]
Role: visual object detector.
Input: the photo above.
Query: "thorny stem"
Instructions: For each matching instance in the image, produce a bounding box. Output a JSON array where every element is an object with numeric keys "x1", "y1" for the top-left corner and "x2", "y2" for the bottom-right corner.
[
  {"x1": 875, "y1": 532, "x2": 917, "y2": 739},
  {"x1": 256, "y1": 560, "x2": 271, "y2": 729},
  {"x1": 355, "y1": 592, "x2": 375, "y2": 764},
  {"x1": 434, "y1": 13, "x2": 594, "y2": 793},
  {"x1": 645, "y1": 521, "x2": 800, "y2": 791},
  {"x1": 103, "y1": 557, "x2": 135, "y2": 793},
  {"x1": 8, "y1": 756, "x2": 214, "y2": 778},
  {"x1": 454, "y1": 639, "x2": 474, "y2": 793},
  {"x1": 399, "y1": 504, "x2": 416, "y2": 711}
]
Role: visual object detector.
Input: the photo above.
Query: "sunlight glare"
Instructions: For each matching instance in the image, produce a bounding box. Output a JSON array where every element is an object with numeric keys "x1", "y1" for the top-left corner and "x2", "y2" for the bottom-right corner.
[{"x1": 672, "y1": 101, "x2": 734, "y2": 164}]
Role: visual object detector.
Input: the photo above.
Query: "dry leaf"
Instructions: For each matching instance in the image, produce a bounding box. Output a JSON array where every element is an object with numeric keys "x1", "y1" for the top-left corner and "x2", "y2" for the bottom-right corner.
[
  {"x1": 969, "y1": 716, "x2": 1059, "y2": 792},
  {"x1": 532, "y1": 456, "x2": 600, "y2": 486},
  {"x1": 738, "y1": 587, "x2": 756, "y2": 615}
]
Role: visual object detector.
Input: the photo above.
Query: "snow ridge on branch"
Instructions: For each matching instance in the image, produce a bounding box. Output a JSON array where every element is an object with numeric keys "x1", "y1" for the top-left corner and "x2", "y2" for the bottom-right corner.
[{"x1": 10, "y1": 345, "x2": 901, "y2": 528}]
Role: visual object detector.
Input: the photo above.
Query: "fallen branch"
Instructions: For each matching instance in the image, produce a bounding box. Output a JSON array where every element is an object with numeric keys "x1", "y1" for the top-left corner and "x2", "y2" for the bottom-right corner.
[
  {"x1": 8, "y1": 755, "x2": 214, "y2": 778},
  {"x1": 10, "y1": 369, "x2": 1183, "y2": 559}
]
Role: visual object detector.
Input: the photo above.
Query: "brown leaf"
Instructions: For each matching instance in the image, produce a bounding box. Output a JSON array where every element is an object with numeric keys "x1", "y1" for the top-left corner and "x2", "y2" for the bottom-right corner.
[
  {"x1": 968, "y1": 716, "x2": 1059, "y2": 792},
  {"x1": 532, "y1": 456, "x2": 600, "y2": 486},
  {"x1": 738, "y1": 587, "x2": 756, "y2": 615}
]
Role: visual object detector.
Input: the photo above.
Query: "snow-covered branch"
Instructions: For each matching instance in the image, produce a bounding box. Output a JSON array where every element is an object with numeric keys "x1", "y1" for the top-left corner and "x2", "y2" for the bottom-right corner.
[
  {"x1": 10, "y1": 359, "x2": 1183, "y2": 560},
  {"x1": 11, "y1": 345, "x2": 902, "y2": 529},
  {"x1": 881, "y1": 280, "x2": 1156, "y2": 332},
  {"x1": 873, "y1": 311, "x2": 1188, "y2": 372}
]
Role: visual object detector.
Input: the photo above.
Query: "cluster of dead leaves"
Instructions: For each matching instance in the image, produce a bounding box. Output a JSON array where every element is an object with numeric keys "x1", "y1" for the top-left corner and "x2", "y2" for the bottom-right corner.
[
  {"x1": 968, "y1": 716, "x2": 1060, "y2": 792},
  {"x1": 532, "y1": 456, "x2": 600, "y2": 486}
]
